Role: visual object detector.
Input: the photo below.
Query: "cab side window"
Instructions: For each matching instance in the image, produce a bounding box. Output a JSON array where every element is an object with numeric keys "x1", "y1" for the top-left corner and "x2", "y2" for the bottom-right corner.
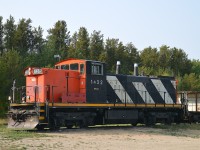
[
  {"x1": 80, "y1": 64, "x2": 84, "y2": 74},
  {"x1": 61, "y1": 64, "x2": 69, "y2": 70},
  {"x1": 70, "y1": 63, "x2": 79, "y2": 70},
  {"x1": 91, "y1": 63, "x2": 103, "y2": 75},
  {"x1": 55, "y1": 65, "x2": 60, "y2": 69}
]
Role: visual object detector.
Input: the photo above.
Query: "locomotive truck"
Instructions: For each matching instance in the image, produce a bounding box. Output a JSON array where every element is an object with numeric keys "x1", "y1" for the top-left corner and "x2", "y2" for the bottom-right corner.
[{"x1": 7, "y1": 58, "x2": 195, "y2": 130}]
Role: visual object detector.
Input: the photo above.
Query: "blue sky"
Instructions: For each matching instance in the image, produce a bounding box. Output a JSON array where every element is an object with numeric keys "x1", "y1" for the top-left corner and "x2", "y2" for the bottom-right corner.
[{"x1": 1, "y1": 0, "x2": 200, "y2": 59}]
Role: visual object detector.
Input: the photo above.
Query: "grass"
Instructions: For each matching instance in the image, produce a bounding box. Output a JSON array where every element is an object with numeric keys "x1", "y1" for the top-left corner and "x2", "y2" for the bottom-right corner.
[
  {"x1": 0, "y1": 118, "x2": 7, "y2": 125},
  {"x1": 0, "y1": 118, "x2": 50, "y2": 150},
  {"x1": 150, "y1": 123, "x2": 200, "y2": 138},
  {"x1": 0, "y1": 118, "x2": 47, "y2": 140},
  {"x1": 0, "y1": 127, "x2": 45, "y2": 140},
  {"x1": 154, "y1": 123, "x2": 200, "y2": 130}
]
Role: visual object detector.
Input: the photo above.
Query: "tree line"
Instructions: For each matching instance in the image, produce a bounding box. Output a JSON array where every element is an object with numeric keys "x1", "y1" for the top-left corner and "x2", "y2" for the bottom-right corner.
[{"x1": 0, "y1": 15, "x2": 200, "y2": 116}]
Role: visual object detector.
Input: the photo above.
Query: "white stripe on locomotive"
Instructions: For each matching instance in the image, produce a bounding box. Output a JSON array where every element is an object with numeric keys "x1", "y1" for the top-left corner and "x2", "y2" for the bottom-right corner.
[
  {"x1": 106, "y1": 76, "x2": 133, "y2": 103},
  {"x1": 171, "y1": 80, "x2": 176, "y2": 89},
  {"x1": 151, "y1": 79, "x2": 174, "y2": 104},
  {"x1": 132, "y1": 82, "x2": 155, "y2": 104}
]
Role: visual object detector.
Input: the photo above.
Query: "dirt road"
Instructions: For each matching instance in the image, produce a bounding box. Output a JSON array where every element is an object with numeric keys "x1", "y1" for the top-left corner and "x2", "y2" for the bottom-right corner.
[{"x1": 1, "y1": 126, "x2": 200, "y2": 150}]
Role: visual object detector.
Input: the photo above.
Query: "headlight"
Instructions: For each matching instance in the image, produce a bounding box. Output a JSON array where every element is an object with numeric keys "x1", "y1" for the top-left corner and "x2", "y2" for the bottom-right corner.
[{"x1": 33, "y1": 68, "x2": 43, "y2": 75}]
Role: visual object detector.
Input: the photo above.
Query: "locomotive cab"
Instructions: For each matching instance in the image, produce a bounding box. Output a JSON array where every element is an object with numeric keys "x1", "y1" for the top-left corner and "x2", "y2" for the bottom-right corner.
[
  {"x1": 21, "y1": 59, "x2": 107, "y2": 104},
  {"x1": 55, "y1": 58, "x2": 107, "y2": 103}
]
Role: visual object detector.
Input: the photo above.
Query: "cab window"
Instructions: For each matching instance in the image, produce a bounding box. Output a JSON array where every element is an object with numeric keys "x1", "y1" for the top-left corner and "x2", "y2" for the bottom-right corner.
[
  {"x1": 70, "y1": 63, "x2": 79, "y2": 70},
  {"x1": 55, "y1": 65, "x2": 60, "y2": 69},
  {"x1": 61, "y1": 64, "x2": 69, "y2": 70},
  {"x1": 91, "y1": 63, "x2": 103, "y2": 75},
  {"x1": 80, "y1": 64, "x2": 84, "y2": 74}
]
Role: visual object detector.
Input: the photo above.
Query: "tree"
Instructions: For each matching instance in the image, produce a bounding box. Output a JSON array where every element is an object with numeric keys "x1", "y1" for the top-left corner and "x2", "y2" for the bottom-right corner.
[
  {"x1": 104, "y1": 38, "x2": 119, "y2": 73},
  {"x1": 68, "y1": 32, "x2": 78, "y2": 58},
  {"x1": 89, "y1": 30, "x2": 104, "y2": 60},
  {"x1": 31, "y1": 26, "x2": 45, "y2": 54},
  {"x1": 158, "y1": 45, "x2": 170, "y2": 69},
  {"x1": 115, "y1": 41, "x2": 127, "y2": 73},
  {"x1": 76, "y1": 27, "x2": 90, "y2": 59},
  {"x1": 47, "y1": 20, "x2": 70, "y2": 59},
  {"x1": 140, "y1": 46, "x2": 159, "y2": 75},
  {"x1": 169, "y1": 47, "x2": 191, "y2": 77},
  {"x1": 4, "y1": 15, "x2": 16, "y2": 51},
  {"x1": 0, "y1": 50, "x2": 22, "y2": 116},
  {"x1": 124, "y1": 42, "x2": 140, "y2": 74},
  {"x1": 140, "y1": 46, "x2": 158, "y2": 68},
  {"x1": 14, "y1": 18, "x2": 34, "y2": 55},
  {"x1": 0, "y1": 50, "x2": 22, "y2": 82},
  {"x1": 178, "y1": 73, "x2": 200, "y2": 91},
  {"x1": 0, "y1": 16, "x2": 3, "y2": 55},
  {"x1": 191, "y1": 59, "x2": 200, "y2": 76}
]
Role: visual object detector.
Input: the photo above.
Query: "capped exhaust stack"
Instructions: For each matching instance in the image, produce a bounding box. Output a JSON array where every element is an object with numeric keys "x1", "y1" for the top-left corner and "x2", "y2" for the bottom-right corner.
[
  {"x1": 134, "y1": 63, "x2": 138, "y2": 76},
  {"x1": 116, "y1": 61, "x2": 121, "y2": 74}
]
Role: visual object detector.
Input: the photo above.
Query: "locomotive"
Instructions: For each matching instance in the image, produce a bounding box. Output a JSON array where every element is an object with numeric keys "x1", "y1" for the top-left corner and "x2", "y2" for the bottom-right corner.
[{"x1": 7, "y1": 58, "x2": 192, "y2": 130}]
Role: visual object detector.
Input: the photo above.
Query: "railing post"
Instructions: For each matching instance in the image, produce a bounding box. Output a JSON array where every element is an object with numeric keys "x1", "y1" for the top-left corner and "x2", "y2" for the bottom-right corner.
[
  {"x1": 34, "y1": 86, "x2": 37, "y2": 104},
  {"x1": 195, "y1": 92, "x2": 198, "y2": 112},
  {"x1": 52, "y1": 86, "x2": 54, "y2": 107},
  {"x1": 145, "y1": 91, "x2": 147, "y2": 104},
  {"x1": 51, "y1": 86, "x2": 58, "y2": 106},
  {"x1": 164, "y1": 92, "x2": 166, "y2": 107},
  {"x1": 12, "y1": 80, "x2": 16, "y2": 103},
  {"x1": 125, "y1": 89, "x2": 126, "y2": 107}
]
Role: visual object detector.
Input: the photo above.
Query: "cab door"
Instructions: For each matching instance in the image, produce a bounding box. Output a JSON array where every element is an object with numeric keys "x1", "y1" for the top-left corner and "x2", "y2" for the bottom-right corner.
[{"x1": 86, "y1": 61, "x2": 107, "y2": 103}]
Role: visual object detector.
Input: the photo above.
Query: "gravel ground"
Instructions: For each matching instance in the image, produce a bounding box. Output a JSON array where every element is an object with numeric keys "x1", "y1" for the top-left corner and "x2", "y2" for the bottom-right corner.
[{"x1": 1, "y1": 126, "x2": 200, "y2": 150}]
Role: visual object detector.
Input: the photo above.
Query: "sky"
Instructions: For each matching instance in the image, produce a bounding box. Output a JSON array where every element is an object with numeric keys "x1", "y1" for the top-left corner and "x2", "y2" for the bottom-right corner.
[{"x1": 0, "y1": 0, "x2": 200, "y2": 60}]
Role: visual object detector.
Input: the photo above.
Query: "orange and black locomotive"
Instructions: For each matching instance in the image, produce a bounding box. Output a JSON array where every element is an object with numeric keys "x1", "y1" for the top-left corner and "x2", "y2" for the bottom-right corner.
[{"x1": 7, "y1": 58, "x2": 195, "y2": 130}]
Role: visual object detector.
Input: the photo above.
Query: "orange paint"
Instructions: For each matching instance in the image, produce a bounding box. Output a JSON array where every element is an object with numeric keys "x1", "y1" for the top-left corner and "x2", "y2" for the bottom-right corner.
[{"x1": 25, "y1": 59, "x2": 87, "y2": 103}]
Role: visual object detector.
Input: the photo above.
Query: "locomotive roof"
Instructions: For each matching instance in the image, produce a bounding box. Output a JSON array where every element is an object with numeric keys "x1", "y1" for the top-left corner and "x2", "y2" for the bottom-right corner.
[
  {"x1": 107, "y1": 74, "x2": 175, "y2": 80},
  {"x1": 55, "y1": 58, "x2": 103, "y2": 65}
]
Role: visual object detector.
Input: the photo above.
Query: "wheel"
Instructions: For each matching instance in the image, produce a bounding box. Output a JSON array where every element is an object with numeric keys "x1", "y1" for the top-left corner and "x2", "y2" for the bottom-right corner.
[
  {"x1": 131, "y1": 120, "x2": 138, "y2": 126},
  {"x1": 49, "y1": 118, "x2": 60, "y2": 130},
  {"x1": 145, "y1": 116, "x2": 155, "y2": 127},
  {"x1": 36, "y1": 124, "x2": 45, "y2": 131},
  {"x1": 165, "y1": 114, "x2": 174, "y2": 125},
  {"x1": 66, "y1": 125, "x2": 73, "y2": 129}
]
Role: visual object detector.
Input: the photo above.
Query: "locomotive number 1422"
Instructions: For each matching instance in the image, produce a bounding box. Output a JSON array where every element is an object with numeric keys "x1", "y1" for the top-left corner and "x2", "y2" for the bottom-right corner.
[{"x1": 90, "y1": 79, "x2": 103, "y2": 85}]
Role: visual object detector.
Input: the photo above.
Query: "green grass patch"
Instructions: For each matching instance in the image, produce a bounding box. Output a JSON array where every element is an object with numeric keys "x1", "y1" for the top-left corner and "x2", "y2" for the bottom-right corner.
[
  {"x1": 0, "y1": 125, "x2": 47, "y2": 140},
  {"x1": 0, "y1": 119, "x2": 47, "y2": 140},
  {"x1": 0, "y1": 119, "x2": 50, "y2": 150},
  {"x1": 0, "y1": 118, "x2": 7, "y2": 125},
  {"x1": 151, "y1": 123, "x2": 200, "y2": 138},
  {"x1": 154, "y1": 123, "x2": 200, "y2": 130}
]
